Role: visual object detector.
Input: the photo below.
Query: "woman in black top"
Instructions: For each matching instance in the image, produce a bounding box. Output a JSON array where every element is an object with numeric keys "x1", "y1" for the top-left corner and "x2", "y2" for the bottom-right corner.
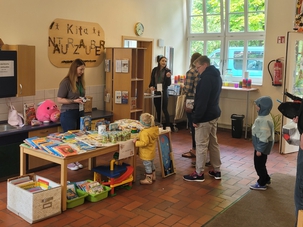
[{"x1": 149, "y1": 56, "x2": 172, "y2": 129}]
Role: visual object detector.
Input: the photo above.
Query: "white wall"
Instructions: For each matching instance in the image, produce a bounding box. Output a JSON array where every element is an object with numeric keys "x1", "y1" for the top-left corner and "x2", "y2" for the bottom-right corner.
[
  {"x1": 0, "y1": 0, "x2": 186, "y2": 121},
  {"x1": 0, "y1": 0, "x2": 297, "y2": 129}
]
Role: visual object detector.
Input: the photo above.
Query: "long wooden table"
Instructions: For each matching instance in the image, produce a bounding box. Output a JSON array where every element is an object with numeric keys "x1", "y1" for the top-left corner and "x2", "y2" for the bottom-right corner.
[{"x1": 19, "y1": 143, "x2": 136, "y2": 211}]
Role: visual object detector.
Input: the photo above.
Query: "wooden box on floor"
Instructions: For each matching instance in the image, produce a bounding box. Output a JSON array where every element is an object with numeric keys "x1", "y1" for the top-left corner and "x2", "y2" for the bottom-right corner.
[{"x1": 7, "y1": 174, "x2": 61, "y2": 224}]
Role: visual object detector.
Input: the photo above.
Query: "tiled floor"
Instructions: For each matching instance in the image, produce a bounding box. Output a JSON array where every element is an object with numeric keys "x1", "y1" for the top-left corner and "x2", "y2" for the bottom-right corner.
[{"x1": 0, "y1": 123, "x2": 298, "y2": 227}]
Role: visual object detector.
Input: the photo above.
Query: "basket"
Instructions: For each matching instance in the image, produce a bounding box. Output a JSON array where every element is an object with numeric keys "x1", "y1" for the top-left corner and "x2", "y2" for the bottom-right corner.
[
  {"x1": 66, "y1": 189, "x2": 88, "y2": 208},
  {"x1": 86, "y1": 185, "x2": 111, "y2": 202}
]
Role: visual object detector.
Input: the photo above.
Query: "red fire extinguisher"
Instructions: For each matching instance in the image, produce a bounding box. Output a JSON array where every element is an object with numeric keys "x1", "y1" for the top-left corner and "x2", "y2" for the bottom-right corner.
[{"x1": 267, "y1": 59, "x2": 283, "y2": 86}]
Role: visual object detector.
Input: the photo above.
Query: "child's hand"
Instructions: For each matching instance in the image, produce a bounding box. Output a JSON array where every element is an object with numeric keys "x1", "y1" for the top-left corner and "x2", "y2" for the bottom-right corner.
[
  {"x1": 133, "y1": 138, "x2": 137, "y2": 143},
  {"x1": 256, "y1": 151, "x2": 262, "y2": 156}
]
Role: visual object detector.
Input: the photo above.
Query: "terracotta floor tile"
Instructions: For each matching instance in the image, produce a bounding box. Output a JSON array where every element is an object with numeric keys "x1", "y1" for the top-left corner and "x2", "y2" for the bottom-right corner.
[{"x1": 0, "y1": 123, "x2": 298, "y2": 226}]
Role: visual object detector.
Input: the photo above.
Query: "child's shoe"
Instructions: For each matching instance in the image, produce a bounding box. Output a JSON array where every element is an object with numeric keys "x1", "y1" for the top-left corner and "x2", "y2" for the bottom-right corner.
[
  {"x1": 140, "y1": 174, "x2": 153, "y2": 185},
  {"x1": 67, "y1": 163, "x2": 79, "y2": 171},
  {"x1": 250, "y1": 182, "x2": 267, "y2": 190}
]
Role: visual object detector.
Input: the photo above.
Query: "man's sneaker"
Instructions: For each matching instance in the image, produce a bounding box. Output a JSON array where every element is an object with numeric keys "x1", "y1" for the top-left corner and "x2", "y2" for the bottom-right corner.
[
  {"x1": 209, "y1": 171, "x2": 221, "y2": 180},
  {"x1": 75, "y1": 162, "x2": 83, "y2": 168},
  {"x1": 250, "y1": 182, "x2": 267, "y2": 190},
  {"x1": 183, "y1": 171, "x2": 205, "y2": 182},
  {"x1": 266, "y1": 179, "x2": 271, "y2": 185},
  {"x1": 67, "y1": 163, "x2": 79, "y2": 171}
]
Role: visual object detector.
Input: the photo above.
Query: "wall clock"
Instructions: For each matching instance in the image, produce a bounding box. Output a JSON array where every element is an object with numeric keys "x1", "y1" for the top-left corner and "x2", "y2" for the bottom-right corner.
[{"x1": 135, "y1": 22, "x2": 144, "y2": 36}]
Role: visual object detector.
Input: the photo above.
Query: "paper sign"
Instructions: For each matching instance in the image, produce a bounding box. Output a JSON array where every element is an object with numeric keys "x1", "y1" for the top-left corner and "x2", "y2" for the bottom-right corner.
[{"x1": 118, "y1": 140, "x2": 134, "y2": 160}]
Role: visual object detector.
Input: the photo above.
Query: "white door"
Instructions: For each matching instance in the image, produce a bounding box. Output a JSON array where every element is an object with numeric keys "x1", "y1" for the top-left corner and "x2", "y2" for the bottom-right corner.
[{"x1": 280, "y1": 31, "x2": 303, "y2": 154}]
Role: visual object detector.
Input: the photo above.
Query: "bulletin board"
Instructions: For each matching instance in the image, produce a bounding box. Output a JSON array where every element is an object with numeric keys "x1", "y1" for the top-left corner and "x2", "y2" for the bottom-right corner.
[{"x1": 157, "y1": 131, "x2": 176, "y2": 178}]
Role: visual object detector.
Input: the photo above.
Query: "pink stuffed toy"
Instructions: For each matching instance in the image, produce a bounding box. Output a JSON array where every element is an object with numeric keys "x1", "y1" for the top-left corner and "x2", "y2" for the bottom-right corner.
[{"x1": 36, "y1": 99, "x2": 60, "y2": 122}]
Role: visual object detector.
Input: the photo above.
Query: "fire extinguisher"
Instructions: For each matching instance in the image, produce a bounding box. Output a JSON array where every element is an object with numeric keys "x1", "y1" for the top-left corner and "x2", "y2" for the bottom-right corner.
[{"x1": 267, "y1": 59, "x2": 283, "y2": 86}]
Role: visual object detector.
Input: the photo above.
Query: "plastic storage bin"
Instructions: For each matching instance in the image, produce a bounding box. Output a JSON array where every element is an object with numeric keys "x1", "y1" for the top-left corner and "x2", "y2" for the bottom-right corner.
[
  {"x1": 66, "y1": 189, "x2": 88, "y2": 209},
  {"x1": 86, "y1": 185, "x2": 111, "y2": 202},
  {"x1": 231, "y1": 114, "x2": 245, "y2": 138}
]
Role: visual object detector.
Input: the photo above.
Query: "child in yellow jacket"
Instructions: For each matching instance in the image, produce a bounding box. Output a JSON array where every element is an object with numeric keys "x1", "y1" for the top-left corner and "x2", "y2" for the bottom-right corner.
[{"x1": 133, "y1": 113, "x2": 159, "y2": 184}]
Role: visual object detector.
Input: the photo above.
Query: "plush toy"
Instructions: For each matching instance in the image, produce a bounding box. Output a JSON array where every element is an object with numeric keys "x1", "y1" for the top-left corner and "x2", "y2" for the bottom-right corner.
[{"x1": 36, "y1": 99, "x2": 60, "y2": 122}]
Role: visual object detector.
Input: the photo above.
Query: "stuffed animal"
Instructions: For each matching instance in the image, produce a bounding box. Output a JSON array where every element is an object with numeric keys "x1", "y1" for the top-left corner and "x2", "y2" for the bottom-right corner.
[{"x1": 36, "y1": 99, "x2": 60, "y2": 122}]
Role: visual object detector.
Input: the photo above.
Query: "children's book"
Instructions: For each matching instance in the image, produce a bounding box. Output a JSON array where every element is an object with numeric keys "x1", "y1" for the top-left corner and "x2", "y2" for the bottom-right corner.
[
  {"x1": 75, "y1": 135, "x2": 101, "y2": 148},
  {"x1": 52, "y1": 144, "x2": 78, "y2": 157},
  {"x1": 66, "y1": 184, "x2": 78, "y2": 200},
  {"x1": 23, "y1": 103, "x2": 36, "y2": 125},
  {"x1": 31, "y1": 137, "x2": 49, "y2": 150},
  {"x1": 40, "y1": 140, "x2": 62, "y2": 154},
  {"x1": 80, "y1": 116, "x2": 91, "y2": 131},
  {"x1": 24, "y1": 136, "x2": 40, "y2": 149}
]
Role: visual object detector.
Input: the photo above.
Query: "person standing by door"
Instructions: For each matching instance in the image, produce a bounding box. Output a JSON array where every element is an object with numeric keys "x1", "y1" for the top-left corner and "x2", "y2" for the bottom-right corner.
[
  {"x1": 57, "y1": 58, "x2": 86, "y2": 171},
  {"x1": 149, "y1": 56, "x2": 172, "y2": 130}
]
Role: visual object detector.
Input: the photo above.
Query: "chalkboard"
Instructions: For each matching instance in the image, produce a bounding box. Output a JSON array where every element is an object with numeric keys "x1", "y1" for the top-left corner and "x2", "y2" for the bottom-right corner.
[{"x1": 157, "y1": 131, "x2": 176, "y2": 177}]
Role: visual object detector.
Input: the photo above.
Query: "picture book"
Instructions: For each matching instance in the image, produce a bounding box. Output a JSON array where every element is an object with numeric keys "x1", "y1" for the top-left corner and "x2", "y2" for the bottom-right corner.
[
  {"x1": 42, "y1": 143, "x2": 63, "y2": 157},
  {"x1": 24, "y1": 136, "x2": 40, "y2": 149},
  {"x1": 9, "y1": 176, "x2": 32, "y2": 185},
  {"x1": 80, "y1": 116, "x2": 91, "y2": 131},
  {"x1": 23, "y1": 103, "x2": 36, "y2": 125},
  {"x1": 31, "y1": 137, "x2": 49, "y2": 150},
  {"x1": 40, "y1": 141, "x2": 62, "y2": 155},
  {"x1": 52, "y1": 144, "x2": 78, "y2": 157},
  {"x1": 75, "y1": 135, "x2": 101, "y2": 148},
  {"x1": 65, "y1": 140, "x2": 95, "y2": 153},
  {"x1": 66, "y1": 184, "x2": 78, "y2": 200}
]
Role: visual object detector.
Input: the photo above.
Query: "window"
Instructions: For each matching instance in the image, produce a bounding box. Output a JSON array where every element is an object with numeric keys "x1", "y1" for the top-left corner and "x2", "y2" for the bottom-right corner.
[{"x1": 187, "y1": 0, "x2": 265, "y2": 85}]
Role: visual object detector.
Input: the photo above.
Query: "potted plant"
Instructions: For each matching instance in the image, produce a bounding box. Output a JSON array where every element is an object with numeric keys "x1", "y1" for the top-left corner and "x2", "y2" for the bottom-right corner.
[{"x1": 270, "y1": 113, "x2": 282, "y2": 143}]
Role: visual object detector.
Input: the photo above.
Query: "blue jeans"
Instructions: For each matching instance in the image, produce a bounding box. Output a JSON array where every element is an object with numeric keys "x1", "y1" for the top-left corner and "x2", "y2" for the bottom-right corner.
[
  {"x1": 60, "y1": 109, "x2": 84, "y2": 132},
  {"x1": 295, "y1": 147, "x2": 303, "y2": 226},
  {"x1": 143, "y1": 160, "x2": 155, "y2": 174}
]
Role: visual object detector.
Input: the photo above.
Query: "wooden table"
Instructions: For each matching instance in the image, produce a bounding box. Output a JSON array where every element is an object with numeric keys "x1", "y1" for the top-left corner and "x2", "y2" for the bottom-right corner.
[{"x1": 19, "y1": 143, "x2": 136, "y2": 211}]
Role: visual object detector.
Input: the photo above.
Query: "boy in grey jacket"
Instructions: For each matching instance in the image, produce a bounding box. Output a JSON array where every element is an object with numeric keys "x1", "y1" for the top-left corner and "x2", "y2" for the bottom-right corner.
[{"x1": 250, "y1": 96, "x2": 275, "y2": 190}]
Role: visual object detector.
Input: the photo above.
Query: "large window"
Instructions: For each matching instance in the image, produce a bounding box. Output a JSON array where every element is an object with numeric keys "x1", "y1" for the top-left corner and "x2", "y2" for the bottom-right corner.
[{"x1": 188, "y1": 0, "x2": 266, "y2": 85}]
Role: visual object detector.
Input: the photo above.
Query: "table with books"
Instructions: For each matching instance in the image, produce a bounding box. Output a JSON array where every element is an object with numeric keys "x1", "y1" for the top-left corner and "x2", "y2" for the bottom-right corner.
[{"x1": 19, "y1": 129, "x2": 137, "y2": 211}]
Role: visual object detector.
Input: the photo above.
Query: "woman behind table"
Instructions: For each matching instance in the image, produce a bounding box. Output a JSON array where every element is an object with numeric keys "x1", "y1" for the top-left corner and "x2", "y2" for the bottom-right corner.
[
  {"x1": 57, "y1": 58, "x2": 86, "y2": 171},
  {"x1": 149, "y1": 56, "x2": 172, "y2": 130}
]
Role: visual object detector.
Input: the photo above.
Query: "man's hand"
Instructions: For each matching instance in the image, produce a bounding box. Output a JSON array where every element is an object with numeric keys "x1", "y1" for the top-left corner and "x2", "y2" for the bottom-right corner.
[{"x1": 256, "y1": 151, "x2": 262, "y2": 156}]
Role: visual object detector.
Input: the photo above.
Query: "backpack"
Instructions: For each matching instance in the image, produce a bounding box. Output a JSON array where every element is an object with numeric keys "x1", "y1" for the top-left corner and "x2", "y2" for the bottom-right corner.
[{"x1": 8, "y1": 103, "x2": 24, "y2": 127}]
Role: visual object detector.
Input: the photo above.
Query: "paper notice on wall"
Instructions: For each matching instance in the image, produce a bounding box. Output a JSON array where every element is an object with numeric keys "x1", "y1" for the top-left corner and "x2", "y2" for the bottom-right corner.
[
  {"x1": 115, "y1": 91, "x2": 122, "y2": 104},
  {"x1": 0, "y1": 60, "x2": 14, "y2": 77}
]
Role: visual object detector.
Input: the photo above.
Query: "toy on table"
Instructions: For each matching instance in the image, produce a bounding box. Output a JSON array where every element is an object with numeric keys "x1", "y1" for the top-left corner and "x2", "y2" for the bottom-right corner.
[
  {"x1": 92, "y1": 152, "x2": 133, "y2": 196},
  {"x1": 36, "y1": 99, "x2": 60, "y2": 122}
]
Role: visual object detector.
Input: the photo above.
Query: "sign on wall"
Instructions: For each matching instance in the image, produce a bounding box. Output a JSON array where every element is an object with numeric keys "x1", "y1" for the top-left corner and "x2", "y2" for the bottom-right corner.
[{"x1": 48, "y1": 18, "x2": 105, "y2": 68}]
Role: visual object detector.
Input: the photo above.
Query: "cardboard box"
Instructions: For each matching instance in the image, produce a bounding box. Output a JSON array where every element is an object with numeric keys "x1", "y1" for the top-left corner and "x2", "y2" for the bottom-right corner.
[
  {"x1": 84, "y1": 96, "x2": 93, "y2": 112},
  {"x1": 7, "y1": 174, "x2": 61, "y2": 224}
]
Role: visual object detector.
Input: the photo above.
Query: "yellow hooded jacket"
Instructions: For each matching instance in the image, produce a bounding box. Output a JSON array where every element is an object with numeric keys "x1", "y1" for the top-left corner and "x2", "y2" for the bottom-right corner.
[{"x1": 135, "y1": 126, "x2": 159, "y2": 161}]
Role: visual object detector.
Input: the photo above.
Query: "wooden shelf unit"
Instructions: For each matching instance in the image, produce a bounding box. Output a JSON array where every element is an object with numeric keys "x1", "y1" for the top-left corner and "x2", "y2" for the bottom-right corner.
[
  {"x1": 105, "y1": 48, "x2": 146, "y2": 121},
  {"x1": 1, "y1": 44, "x2": 36, "y2": 97}
]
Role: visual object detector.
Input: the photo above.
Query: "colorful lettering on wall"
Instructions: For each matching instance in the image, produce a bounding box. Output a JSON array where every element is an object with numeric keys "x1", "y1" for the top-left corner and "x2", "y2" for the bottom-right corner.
[{"x1": 48, "y1": 18, "x2": 105, "y2": 68}]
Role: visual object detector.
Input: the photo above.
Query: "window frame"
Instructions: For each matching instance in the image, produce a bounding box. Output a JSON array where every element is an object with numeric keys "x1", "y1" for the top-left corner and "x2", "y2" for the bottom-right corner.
[{"x1": 187, "y1": 0, "x2": 266, "y2": 85}]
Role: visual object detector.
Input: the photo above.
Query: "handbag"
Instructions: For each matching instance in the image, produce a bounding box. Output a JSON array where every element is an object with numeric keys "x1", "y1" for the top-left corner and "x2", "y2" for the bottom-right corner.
[
  {"x1": 8, "y1": 103, "x2": 24, "y2": 127},
  {"x1": 184, "y1": 98, "x2": 194, "y2": 113}
]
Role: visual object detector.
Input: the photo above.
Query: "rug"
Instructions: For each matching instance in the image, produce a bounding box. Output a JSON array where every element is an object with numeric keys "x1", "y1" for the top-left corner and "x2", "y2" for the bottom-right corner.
[{"x1": 203, "y1": 173, "x2": 296, "y2": 227}]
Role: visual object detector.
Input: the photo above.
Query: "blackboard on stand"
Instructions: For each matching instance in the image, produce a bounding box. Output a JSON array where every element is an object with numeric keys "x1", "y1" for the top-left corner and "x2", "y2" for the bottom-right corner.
[{"x1": 157, "y1": 130, "x2": 176, "y2": 178}]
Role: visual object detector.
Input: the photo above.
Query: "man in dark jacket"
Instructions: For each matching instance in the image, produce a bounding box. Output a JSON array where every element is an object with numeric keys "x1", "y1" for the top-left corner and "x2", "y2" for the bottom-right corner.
[{"x1": 183, "y1": 55, "x2": 222, "y2": 182}]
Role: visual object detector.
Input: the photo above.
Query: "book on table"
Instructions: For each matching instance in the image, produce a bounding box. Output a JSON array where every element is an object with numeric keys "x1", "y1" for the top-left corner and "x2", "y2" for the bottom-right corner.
[{"x1": 52, "y1": 144, "x2": 78, "y2": 157}]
